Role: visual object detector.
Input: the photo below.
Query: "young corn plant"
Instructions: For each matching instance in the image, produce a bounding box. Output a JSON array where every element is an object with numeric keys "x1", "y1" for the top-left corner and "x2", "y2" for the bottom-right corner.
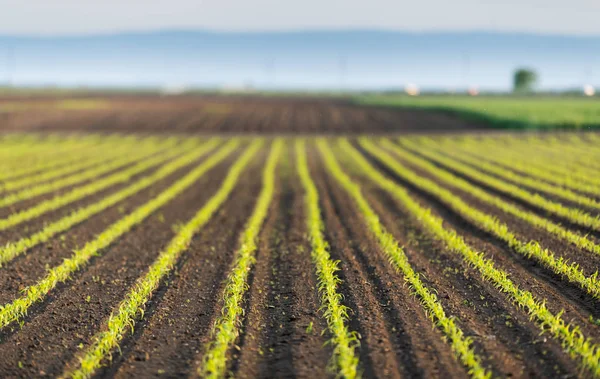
[
  {"x1": 380, "y1": 139, "x2": 600, "y2": 258},
  {"x1": 0, "y1": 139, "x2": 242, "y2": 331},
  {"x1": 341, "y1": 139, "x2": 600, "y2": 377},
  {"x1": 359, "y1": 138, "x2": 600, "y2": 300},
  {"x1": 318, "y1": 139, "x2": 491, "y2": 379},
  {"x1": 200, "y1": 139, "x2": 283, "y2": 378},
  {"x1": 0, "y1": 138, "x2": 195, "y2": 231},
  {"x1": 398, "y1": 139, "x2": 600, "y2": 232},
  {"x1": 0, "y1": 138, "x2": 175, "y2": 208},
  {"x1": 63, "y1": 139, "x2": 263, "y2": 379},
  {"x1": 295, "y1": 139, "x2": 360, "y2": 379},
  {"x1": 0, "y1": 139, "x2": 221, "y2": 267}
]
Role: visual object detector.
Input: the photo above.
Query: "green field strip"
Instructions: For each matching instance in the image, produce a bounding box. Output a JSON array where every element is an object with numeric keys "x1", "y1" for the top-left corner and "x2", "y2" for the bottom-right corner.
[
  {"x1": 363, "y1": 138, "x2": 600, "y2": 299},
  {"x1": 381, "y1": 139, "x2": 600, "y2": 258},
  {"x1": 432, "y1": 134, "x2": 598, "y2": 161},
  {"x1": 451, "y1": 136, "x2": 600, "y2": 179},
  {"x1": 319, "y1": 139, "x2": 491, "y2": 379},
  {"x1": 0, "y1": 138, "x2": 177, "y2": 209},
  {"x1": 296, "y1": 139, "x2": 360, "y2": 379},
  {"x1": 415, "y1": 135, "x2": 600, "y2": 174},
  {"x1": 62, "y1": 140, "x2": 261, "y2": 379},
  {"x1": 398, "y1": 139, "x2": 600, "y2": 232},
  {"x1": 0, "y1": 139, "x2": 156, "y2": 192},
  {"x1": 0, "y1": 135, "x2": 102, "y2": 164},
  {"x1": 417, "y1": 134, "x2": 600, "y2": 196},
  {"x1": 0, "y1": 139, "x2": 242, "y2": 332},
  {"x1": 418, "y1": 144, "x2": 600, "y2": 212},
  {"x1": 200, "y1": 139, "x2": 283, "y2": 378},
  {"x1": 341, "y1": 140, "x2": 600, "y2": 377},
  {"x1": 0, "y1": 138, "x2": 195, "y2": 231},
  {"x1": 0, "y1": 139, "x2": 221, "y2": 267},
  {"x1": 0, "y1": 135, "x2": 146, "y2": 182},
  {"x1": 444, "y1": 142, "x2": 600, "y2": 193},
  {"x1": 0, "y1": 134, "x2": 140, "y2": 178},
  {"x1": 0, "y1": 134, "x2": 135, "y2": 171},
  {"x1": 515, "y1": 139, "x2": 600, "y2": 171},
  {"x1": 0, "y1": 133, "x2": 42, "y2": 146},
  {"x1": 0, "y1": 135, "x2": 77, "y2": 158}
]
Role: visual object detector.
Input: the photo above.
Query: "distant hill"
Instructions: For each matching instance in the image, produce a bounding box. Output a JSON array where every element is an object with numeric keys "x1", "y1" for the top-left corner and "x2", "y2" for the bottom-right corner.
[{"x1": 0, "y1": 30, "x2": 598, "y2": 90}]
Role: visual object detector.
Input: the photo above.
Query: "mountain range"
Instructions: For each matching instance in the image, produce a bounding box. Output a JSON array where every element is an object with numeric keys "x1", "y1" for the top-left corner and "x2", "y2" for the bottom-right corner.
[{"x1": 0, "y1": 30, "x2": 598, "y2": 91}]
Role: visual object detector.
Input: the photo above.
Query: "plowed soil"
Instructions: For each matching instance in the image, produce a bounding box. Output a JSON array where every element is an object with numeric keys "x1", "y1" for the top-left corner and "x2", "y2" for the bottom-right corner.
[
  {"x1": 0, "y1": 96, "x2": 599, "y2": 379},
  {"x1": 0, "y1": 95, "x2": 486, "y2": 134}
]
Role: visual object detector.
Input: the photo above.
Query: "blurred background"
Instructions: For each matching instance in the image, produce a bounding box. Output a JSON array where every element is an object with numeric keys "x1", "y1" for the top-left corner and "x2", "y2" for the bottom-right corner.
[{"x1": 0, "y1": 0, "x2": 598, "y2": 95}]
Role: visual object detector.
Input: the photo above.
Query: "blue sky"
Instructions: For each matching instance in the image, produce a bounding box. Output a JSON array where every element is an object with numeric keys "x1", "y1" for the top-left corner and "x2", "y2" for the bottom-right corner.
[
  {"x1": 0, "y1": 2, "x2": 598, "y2": 90},
  {"x1": 1, "y1": 0, "x2": 600, "y2": 36}
]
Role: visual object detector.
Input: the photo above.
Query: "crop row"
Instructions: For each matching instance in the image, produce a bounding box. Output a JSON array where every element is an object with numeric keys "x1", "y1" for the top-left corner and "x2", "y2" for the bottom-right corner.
[
  {"x1": 0, "y1": 137, "x2": 180, "y2": 208},
  {"x1": 339, "y1": 138, "x2": 600, "y2": 376},
  {"x1": 398, "y1": 139, "x2": 600, "y2": 232},
  {"x1": 200, "y1": 139, "x2": 283, "y2": 377},
  {"x1": 0, "y1": 134, "x2": 599, "y2": 378},
  {"x1": 0, "y1": 136, "x2": 155, "y2": 192},
  {"x1": 64, "y1": 139, "x2": 262, "y2": 379},
  {"x1": 319, "y1": 139, "x2": 490, "y2": 378},
  {"x1": 379, "y1": 139, "x2": 600, "y2": 258},
  {"x1": 295, "y1": 139, "x2": 361, "y2": 378},
  {"x1": 0, "y1": 135, "x2": 115, "y2": 171},
  {"x1": 436, "y1": 135, "x2": 600, "y2": 189},
  {"x1": 0, "y1": 139, "x2": 241, "y2": 331},
  {"x1": 0, "y1": 138, "x2": 196, "y2": 231},
  {"x1": 362, "y1": 138, "x2": 600, "y2": 298},
  {"x1": 0, "y1": 138, "x2": 221, "y2": 267},
  {"x1": 419, "y1": 142, "x2": 600, "y2": 212}
]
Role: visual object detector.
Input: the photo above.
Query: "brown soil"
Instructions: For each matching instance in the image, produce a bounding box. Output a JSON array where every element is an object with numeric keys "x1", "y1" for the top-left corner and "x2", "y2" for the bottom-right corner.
[
  {"x1": 0, "y1": 97, "x2": 599, "y2": 378},
  {"x1": 0, "y1": 96, "x2": 488, "y2": 135},
  {"x1": 233, "y1": 148, "x2": 331, "y2": 378}
]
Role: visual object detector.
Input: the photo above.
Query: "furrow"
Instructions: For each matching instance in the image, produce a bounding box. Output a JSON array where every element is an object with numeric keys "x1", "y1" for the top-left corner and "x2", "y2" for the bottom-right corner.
[
  {"x1": 320, "y1": 139, "x2": 490, "y2": 379},
  {"x1": 0, "y1": 138, "x2": 221, "y2": 267},
  {"x1": 0, "y1": 139, "x2": 242, "y2": 331},
  {"x1": 341, "y1": 139, "x2": 600, "y2": 377},
  {"x1": 62, "y1": 139, "x2": 262, "y2": 379}
]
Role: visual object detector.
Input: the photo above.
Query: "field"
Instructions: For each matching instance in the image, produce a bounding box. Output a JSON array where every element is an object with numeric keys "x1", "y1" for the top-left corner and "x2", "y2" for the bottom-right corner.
[
  {"x1": 357, "y1": 95, "x2": 600, "y2": 129},
  {"x1": 0, "y1": 95, "x2": 486, "y2": 134},
  {"x1": 1, "y1": 96, "x2": 600, "y2": 378}
]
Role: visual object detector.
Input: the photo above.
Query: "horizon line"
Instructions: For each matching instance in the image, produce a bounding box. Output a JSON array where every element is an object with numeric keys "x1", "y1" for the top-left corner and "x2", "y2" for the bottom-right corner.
[{"x1": 2, "y1": 27, "x2": 600, "y2": 39}]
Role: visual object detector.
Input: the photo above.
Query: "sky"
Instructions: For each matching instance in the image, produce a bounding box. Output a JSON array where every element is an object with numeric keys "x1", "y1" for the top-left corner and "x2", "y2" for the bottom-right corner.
[
  {"x1": 0, "y1": 1, "x2": 598, "y2": 90},
  {"x1": 1, "y1": 0, "x2": 600, "y2": 36}
]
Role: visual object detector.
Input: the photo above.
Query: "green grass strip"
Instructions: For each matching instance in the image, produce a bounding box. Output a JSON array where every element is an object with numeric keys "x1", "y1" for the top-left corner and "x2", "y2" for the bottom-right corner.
[
  {"x1": 0, "y1": 138, "x2": 155, "y2": 192},
  {"x1": 63, "y1": 139, "x2": 262, "y2": 379},
  {"x1": 0, "y1": 139, "x2": 175, "y2": 209},
  {"x1": 0, "y1": 139, "x2": 221, "y2": 267},
  {"x1": 422, "y1": 144, "x2": 600, "y2": 212},
  {"x1": 364, "y1": 138, "x2": 600, "y2": 299},
  {"x1": 342, "y1": 140, "x2": 600, "y2": 377},
  {"x1": 0, "y1": 139, "x2": 190, "y2": 231},
  {"x1": 296, "y1": 139, "x2": 360, "y2": 379},
  {"x1": 382, "y1": 139, "x2": 600, "y2": 258},
  {"x1": 0, "y1": 139, "x2": 242, "y2": 331},
  {"x1": 200, "y1": 139, "x2": 283, "y2": 378},
  {"x1": 319, "y1": 139, "x2": 491, "y2": 379},
  {"x1": 398, "y1": 139, "x2": 600, "y2": 232}
]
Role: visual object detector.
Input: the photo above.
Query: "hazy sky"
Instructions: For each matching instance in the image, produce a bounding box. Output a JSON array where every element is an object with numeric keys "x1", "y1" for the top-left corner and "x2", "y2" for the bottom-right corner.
[{"x1": 1, "y1": 0, "x2": 600, "y2": 36}]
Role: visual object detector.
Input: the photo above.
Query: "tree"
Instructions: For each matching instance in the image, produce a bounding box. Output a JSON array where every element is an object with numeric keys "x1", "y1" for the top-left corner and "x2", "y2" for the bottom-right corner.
[{"x1": 513, "y1": 68, "x2": 538, "y2": 93}]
